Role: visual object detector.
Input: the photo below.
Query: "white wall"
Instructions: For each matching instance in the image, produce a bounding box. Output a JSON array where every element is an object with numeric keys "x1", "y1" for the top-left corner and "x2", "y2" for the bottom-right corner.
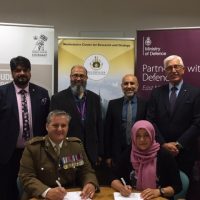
[{"x1": 0, "y1": 0, "x2": 200, "y2": 38}]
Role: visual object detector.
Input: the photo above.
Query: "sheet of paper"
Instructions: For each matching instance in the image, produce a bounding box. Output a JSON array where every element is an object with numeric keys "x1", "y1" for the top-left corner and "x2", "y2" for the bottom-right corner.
[
  {"x1": 114, "y1": 192, "x2": 143, "y2": 200},
  {"x1": 63, "y1": 191, "x2": 91, "y2": 200}
]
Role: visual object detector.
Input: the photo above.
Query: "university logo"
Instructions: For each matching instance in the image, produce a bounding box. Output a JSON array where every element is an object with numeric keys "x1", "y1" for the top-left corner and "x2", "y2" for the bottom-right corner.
[
  {"x1": 84, "y1": 54, "x2": 109, "y2": 81},
  {"x1": 32, "y1": 34, "x2": 48, "y2": 57},
  {"x1": 90, "y1": 56, "x2": 103, "y2": 70}
]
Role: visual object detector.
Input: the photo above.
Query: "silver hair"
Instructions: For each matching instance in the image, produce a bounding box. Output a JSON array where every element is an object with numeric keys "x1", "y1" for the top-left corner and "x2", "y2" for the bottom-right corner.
[
  {"x1": 46, "y1": 110, "x2": 71, "y2": 124},
  {"x1": 163, "y1": 55, "x2": 184, "y2": 69}
]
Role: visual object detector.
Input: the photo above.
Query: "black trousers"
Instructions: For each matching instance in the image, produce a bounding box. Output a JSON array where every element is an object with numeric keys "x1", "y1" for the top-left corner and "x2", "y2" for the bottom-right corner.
[
  {"x1": 0, "y1": 148, "x2": 24, "y2": 200},
  {"x1": 176, "y1": 147, "x2": 196, "y2": 179}
]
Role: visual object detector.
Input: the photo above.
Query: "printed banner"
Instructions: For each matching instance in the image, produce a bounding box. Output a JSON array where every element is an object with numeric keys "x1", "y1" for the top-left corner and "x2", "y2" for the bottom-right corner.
[
  {"x1": 58, "y1": 37, "x2": 135, "y2": 115},
  {"x1": 0, "y1": 23, "x2": 54, "y2": 95},
  {"x1": 136, "y1": 28, "x2": 200, "y2": 99}
]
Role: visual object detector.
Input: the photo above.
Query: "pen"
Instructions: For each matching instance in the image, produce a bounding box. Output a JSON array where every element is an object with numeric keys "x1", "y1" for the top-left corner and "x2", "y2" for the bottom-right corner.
[
  {"x1": 120, "y1": 177, "x2": 127, "y2": 186},
  {"x1": 56, "y1": 180, "x2": 62, "y2": 188}
]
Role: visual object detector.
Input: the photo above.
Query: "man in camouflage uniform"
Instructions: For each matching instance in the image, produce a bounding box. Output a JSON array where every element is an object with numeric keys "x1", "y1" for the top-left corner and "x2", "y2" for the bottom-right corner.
[{"x1": 19, "y1": 110, "x2": 98, "y2": 200}]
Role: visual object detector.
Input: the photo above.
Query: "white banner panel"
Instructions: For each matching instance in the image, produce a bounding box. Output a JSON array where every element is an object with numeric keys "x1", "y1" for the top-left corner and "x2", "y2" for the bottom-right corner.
[{"x1": 0, "y1": 23, "x2": 54, "y2": 95}]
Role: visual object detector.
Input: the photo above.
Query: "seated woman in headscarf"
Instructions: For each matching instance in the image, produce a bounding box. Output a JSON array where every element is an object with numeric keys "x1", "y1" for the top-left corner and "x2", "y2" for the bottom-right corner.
[{"x1": 110, "y1": 120, "x2": 182, "y2": 200}]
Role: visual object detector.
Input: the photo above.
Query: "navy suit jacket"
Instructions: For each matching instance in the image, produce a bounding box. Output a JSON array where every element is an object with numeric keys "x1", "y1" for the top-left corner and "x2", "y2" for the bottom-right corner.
[
  {"x1": 0, "y1": 82, "x2": 50, "y2": 164},
  {"x1": 146, "y1": 82, "x2": 200, "y2": 171},
  {"x1": 104, "y1": 96, "x2": 147, "y2": 162},
  {"x1": 50, "y1": 87, "x2": 103, "y2": 164}
]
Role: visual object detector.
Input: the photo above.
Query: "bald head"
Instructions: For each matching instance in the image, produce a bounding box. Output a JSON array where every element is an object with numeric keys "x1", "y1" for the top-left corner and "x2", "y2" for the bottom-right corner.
[
  {"x1": 70, "y1": 65, "x2": 87, "y2": 76},
  {"x1": 121, "y1": 74, "x2": 139, "y2": 98}
]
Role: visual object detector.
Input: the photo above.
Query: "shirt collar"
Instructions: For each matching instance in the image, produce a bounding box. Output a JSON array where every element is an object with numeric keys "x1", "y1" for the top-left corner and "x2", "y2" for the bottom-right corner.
[
  {"x1": 48, "y1": 137, "x2": 63, "y2": 148},
  {"x1": 13, "y1": 82, "x2": 29, "y2": 94},
  {"x1": 124, "y1": 94, "x2": 137, "y2": 104},
  {"x1": 169, "y1": 80, "x2": 183, "y2": 91}
]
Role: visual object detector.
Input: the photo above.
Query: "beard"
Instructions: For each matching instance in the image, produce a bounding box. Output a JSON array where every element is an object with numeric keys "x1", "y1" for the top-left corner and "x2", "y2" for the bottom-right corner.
[
  {"x1": 70, "y1": 81, "x2": 87, "y2": 97},
  {"x1": 13, "y1": 76, "x2": 30, "y2": 87}
]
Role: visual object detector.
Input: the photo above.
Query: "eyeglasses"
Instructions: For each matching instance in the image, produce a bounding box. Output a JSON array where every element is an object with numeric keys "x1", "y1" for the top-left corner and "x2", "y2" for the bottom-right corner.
[
  {"x1": 165, "y1": 64, "x2": 183, "y2": 72},
  {"x1": 71, "y1": 74, "x2": 87, "y2": 79}
]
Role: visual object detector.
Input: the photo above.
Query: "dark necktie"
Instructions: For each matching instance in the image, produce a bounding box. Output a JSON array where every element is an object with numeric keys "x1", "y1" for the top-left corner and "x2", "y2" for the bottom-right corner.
[
  {"x1": 19, "y1": 90, "x2": 30, "y2": 141},
  {"x1": 169, "y1": 86, "x2": 177, "y2": 113},
  {"x1": 126, "y1": 100, "x2": 132, "y2": 145}
]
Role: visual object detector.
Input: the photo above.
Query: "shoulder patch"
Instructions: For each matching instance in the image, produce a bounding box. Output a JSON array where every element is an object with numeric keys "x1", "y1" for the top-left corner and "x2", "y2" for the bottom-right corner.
[
  {"x1": 66, "y1": 137, "x2": 82, "y2": 143},
  {"x1": 28, "y1": 136, "x2": 45, "y2": 144}
]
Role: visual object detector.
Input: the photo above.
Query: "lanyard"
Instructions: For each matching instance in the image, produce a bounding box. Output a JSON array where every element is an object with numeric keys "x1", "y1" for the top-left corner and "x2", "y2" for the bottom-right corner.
[{"x1": 76, "y1": 101, "x2": 86, "y2": 121}]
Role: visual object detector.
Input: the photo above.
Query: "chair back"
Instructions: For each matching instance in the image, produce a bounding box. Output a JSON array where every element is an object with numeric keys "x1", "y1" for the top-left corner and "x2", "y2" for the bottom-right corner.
[
  {"x1": 174, "y1": 171, "x2": 189, "y2": 200},
  {"x1": 17, "y1": 177, "x2": 23, "y2": 200}
]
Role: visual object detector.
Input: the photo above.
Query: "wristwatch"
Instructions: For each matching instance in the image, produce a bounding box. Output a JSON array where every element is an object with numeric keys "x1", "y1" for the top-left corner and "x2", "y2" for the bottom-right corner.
[
  {"x1": 175, "y1": 142, "x2": 183, "y2": 150},
  {"x1": 159, "y1": 188, "x2": 165, "y2": 197}
]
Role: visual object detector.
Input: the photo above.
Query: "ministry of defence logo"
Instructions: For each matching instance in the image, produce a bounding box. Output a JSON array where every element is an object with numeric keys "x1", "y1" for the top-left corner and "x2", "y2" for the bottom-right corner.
[
  {"x1": 145, "y1": 37, "x2": 152, "y2": 46},
  {"x1": 84, "y1": 54, "x2": 109, "y2": 81},
  {"x1": 32, "y1": 34, "x2": 48, "y2": 57}
]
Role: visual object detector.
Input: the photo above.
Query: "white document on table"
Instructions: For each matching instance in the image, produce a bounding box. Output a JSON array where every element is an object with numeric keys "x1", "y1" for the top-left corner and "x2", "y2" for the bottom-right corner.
[
  {"x1": 63, "y1": 191, "x2": 91, "y2": 200},
  {"x1": 114, "y1": 192, "x2": 143, "y2": 200}
]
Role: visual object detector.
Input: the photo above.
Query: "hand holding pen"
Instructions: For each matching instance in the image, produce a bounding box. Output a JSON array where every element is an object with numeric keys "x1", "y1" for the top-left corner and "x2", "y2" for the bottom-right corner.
[
  {"x1": 56, "y1": 180, "x2": 62, "y2": 188},
  {"x1": 56, "y1": 180, "x2": 66, "y2": 192},
  {"x1": 120, "y1": 177, "x2": 132, "y2": 197},
  {"x1": 45, "y1": 180, "x2": 66, "y2": 200}
]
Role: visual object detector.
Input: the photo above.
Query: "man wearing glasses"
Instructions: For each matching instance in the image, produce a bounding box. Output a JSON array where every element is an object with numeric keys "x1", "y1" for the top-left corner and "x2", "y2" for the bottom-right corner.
[
  {"x1": 147, "y1": 55, "x2": 200, "y2": 178},
  {"x1": 50, "y1": 65, "x2": 103, "y2": 168}
]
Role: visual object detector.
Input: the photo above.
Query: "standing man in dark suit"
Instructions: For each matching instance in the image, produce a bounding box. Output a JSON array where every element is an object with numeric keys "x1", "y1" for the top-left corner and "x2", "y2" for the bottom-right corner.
[
  {"x1": 0, "y1": 56, "x2": 50, "y2": 200},
  {"x1": 50, "y1": 65, "x2": 103, "y2": 167},
  {"x1": 147, "y1": 55, "x2": 200, "y2": 177},
  {"x1": 104, "y1": 74, "x2": 147, "y2": 167}
]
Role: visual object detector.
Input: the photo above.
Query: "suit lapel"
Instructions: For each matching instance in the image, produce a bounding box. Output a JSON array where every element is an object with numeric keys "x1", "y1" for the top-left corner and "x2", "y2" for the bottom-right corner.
[
  {"x1": 44, "y1": 137, "x2": 58, "y2": 161},
  {"x1": 136, "y1": 97, "x2": 142, "y2": 120},
  {"x1": 162, "y1": 85, "x2": 171, "y2": 115},
  {"x1": 67, "y1": 88, "x2": 82, "y2": 122},
  {"x1": 85, "y1": 92, "x2": 91, "y2": 122},
  {"x1": 29, "y1": 84, "x2": 36, "y2": 127},
  {"x1": 173, "y1": 83, "x2": 189, "y2": 113},
  {"x1": 9, "y1": 83, "x2": 19, "y2": 120},
  {"x1": 118, "y1": 97, "x2": 124, "y2": 120}
]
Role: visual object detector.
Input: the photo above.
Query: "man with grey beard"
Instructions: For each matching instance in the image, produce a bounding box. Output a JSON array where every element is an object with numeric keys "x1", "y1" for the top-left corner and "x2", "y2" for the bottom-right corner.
[{"x1": 50, "y1": 65, "x2": 103, "y2": 167}]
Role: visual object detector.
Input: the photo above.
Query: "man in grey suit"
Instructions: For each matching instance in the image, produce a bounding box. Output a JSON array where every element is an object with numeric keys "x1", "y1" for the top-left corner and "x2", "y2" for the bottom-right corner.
[
  {"x1": 50, "y1": 65, "x2": 103, "y2": 166},
  {"x1": 147, "y1": 55, "x2": 200, "y2": 177},
  {"x1": 0, "y1": 56, "x2": 50, "y2": 200},
  {"x1": 104, "y1": 74, "x2": 147, "y2": 167}
]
